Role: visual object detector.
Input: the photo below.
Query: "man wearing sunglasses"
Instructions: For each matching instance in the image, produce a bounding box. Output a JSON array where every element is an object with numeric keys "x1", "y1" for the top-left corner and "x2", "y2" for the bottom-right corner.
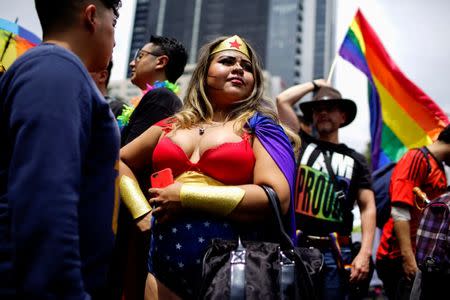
[
  {"x1": 277, "y1": 80, "x2": 376, "y2": 300},
  {"x1": 110, "y1": 35, "x2": 187, "y2": 300},
  {"x1": 122, "y1": 35, "x2": 188, "y2": 146}
]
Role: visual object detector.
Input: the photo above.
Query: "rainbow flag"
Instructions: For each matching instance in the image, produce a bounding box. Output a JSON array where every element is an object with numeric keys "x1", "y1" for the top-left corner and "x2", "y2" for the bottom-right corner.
[
  {"x1": 0, "y1": 18, "x2": 41, "y2": 70},
  {"x1": 338, "y1": 9, "x2": 449, "y2": 170}
]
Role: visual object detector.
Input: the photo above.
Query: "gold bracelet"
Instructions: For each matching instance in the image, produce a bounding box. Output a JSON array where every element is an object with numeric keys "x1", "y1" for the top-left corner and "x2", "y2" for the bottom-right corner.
[
  {"x1": 119, "y1": 175, "x2": 151, "y2": 219},
  {"x1": 180, "y1": 184, "x2": 245, "y2": 216}
]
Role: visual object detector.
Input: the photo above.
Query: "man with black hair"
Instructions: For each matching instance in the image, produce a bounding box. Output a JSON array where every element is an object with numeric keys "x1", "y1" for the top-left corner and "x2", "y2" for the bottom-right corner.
[
  {"x1": 122, "y1": 35, "x2": 188, "y2": 145},
  {"x1": 377, "y1": 124, "x2": 450, "y2": 299},
  {"x1": 0, "y1": 0, "x2": 121, "y2": 298},
  {"x1": 91, "y1": 60, "x2": 127, "y2": 117},
  {"x1": 110, "y1": 35, "x2": 187, "y2": 299}
]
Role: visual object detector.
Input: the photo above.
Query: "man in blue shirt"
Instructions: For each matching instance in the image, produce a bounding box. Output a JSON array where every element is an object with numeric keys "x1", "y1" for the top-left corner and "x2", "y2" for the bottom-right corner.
[{"x1": 0, "y1": 0, "x2": 121, "y2": 298}]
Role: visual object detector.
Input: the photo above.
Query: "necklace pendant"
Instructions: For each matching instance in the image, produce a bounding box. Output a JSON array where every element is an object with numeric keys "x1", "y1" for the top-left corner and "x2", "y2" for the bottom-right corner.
[{"x1": 199, "y1": 127, "x2": 205, "y2": 135}]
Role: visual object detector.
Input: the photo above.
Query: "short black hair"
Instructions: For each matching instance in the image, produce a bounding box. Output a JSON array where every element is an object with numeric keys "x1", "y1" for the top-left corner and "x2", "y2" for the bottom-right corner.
[
  {"x1": 149, "y1": 35, "x2": 188, "y2": 83},
  {"x1": 35, "y1": 0, "x2": 121, "y2": 34},
  {"x1": 437, "y1": 124, "x2": 450, "y2": 144}
]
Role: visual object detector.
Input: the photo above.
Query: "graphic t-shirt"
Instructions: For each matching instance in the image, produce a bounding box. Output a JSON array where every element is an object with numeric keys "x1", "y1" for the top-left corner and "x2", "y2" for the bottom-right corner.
[{"x1": 295, "y1": 131, "x2": 372, "y2": 235}]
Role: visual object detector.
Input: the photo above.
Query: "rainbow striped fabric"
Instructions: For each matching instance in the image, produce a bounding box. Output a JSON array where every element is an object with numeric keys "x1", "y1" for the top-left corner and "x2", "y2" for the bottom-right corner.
[
  {"x1": 0, "y1": 18, "x2": 41, "y2": 69},
  {"x1": 338, "y1": 9, "x2": 449, "y2": 170}
]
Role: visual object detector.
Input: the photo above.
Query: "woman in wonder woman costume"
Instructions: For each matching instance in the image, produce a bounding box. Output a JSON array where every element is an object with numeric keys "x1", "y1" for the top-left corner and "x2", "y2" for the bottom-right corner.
[{"x1": 119, "y1": 35, "x2": 298, "y2": 299}]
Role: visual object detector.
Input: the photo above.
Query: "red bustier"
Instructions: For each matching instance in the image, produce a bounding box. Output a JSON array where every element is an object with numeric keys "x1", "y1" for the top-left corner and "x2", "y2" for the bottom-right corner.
[{"x1": 152, "y1": 118, "x2": 255, "y2": 185}]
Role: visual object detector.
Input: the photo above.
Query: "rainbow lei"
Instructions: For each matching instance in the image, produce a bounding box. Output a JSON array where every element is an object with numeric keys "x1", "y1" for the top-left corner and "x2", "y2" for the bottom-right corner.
[{"x1": 117, "y1": 80, "x2": 179, "y2": 128}]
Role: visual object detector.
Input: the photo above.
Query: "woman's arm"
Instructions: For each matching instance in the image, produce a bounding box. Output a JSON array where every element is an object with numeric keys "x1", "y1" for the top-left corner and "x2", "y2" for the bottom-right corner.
[
  {"x1": 120, "y1": 125, "x2": 163, "y2": 174},
  {"x1": 149, "y1": 136, "x2": 291, "y2": 223},
  {"x1": 119, "y1": 125, "x2": 164, "y2": 230},
  {"x1": 228, "y1": 136, "x2": 291, "y2": 221}
]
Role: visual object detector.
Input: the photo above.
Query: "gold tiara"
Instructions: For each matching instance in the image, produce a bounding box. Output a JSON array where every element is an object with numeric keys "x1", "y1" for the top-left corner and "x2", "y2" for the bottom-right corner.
[{"x1": 210, "y1": 35, "x2": 250, "y2": 58}]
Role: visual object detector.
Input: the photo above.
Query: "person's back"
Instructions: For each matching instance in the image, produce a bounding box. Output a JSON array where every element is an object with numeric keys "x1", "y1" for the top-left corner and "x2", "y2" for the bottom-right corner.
[
  {"x1": 0, "y1": 36, "x2": 119, "y2": 300},
  {"x1": 377, "y1": 148, "x2": 447, "y2": 259},
  {"x1": 376, "y1": 125, "x2": 450, "y2": 299},
  {"x1": 0, "y1": 0, "x2": 121, "y2": 298}
]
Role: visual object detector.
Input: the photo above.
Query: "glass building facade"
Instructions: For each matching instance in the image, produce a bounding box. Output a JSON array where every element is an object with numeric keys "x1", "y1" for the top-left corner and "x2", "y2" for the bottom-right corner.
[{"x1": 127, "y1": 0, "x2": 334, "y2": 87}]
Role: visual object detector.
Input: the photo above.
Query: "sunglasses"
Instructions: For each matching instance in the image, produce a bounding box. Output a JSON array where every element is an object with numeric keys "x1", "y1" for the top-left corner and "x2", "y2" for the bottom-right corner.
[
  {"x1": 311, "y1": 104, "x2": 340, "y2": 113},
  {"x1": 132, "y1": 48, "x2": 161, "y2": 62}
]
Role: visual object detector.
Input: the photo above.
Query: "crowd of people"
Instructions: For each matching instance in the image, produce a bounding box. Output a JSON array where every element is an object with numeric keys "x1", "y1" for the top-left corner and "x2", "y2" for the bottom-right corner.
[{"x1": 0, "y1": 0, "x2": 448, "y2": 299}]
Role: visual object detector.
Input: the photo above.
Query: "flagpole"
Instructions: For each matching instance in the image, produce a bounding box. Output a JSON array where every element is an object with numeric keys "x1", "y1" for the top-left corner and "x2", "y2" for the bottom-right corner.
[
  {"x1": 327, "y1": 4, "x2": 361, "y2": 83},
  {"x1": 0, "y1": 17, "x2": 19, "y2": 64},
  {"x1": 327, "y1": 55, "x2": 338, "y2": 83}
]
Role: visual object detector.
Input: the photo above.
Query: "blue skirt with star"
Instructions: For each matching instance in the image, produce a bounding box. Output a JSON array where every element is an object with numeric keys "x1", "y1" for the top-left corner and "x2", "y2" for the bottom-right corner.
[{"x1": 148, "y1": 216, "x2": 238, "y2": 298}]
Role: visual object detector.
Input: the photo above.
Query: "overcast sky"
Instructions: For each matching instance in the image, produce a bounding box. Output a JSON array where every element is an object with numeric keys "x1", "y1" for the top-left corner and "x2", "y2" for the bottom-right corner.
[
  {"x1": 335, "y1": 0, "x2": 450, "y2": 152},
  {"x1": 2, "y1": 0, "x2": 449, "y2": 153}
]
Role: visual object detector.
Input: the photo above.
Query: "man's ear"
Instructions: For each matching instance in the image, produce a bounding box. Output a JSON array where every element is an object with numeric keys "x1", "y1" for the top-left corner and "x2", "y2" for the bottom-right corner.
[
  {"x1": 84, "y1": 4, "x2": 97, "y2": 33},
  {"x1": 98, "y1": 70, "x2": 109, "y2": 85},
  {"x1": 155, "y1": 55, "x2": 169, "y2": 70},
  {"x1": 340, "y1": 111, "x2": 348, "y2": 125}
]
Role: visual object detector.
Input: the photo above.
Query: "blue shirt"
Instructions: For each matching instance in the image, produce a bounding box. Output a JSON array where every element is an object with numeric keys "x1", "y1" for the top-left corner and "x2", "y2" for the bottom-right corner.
[{"x1": 0, "y1": 44, "x2": 120, "y2": 298}]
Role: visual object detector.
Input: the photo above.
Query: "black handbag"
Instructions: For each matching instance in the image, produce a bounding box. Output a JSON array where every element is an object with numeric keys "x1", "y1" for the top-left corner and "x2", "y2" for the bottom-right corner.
[{"x1": 199, "y1": 185, "x2": 323, "y2": 299}]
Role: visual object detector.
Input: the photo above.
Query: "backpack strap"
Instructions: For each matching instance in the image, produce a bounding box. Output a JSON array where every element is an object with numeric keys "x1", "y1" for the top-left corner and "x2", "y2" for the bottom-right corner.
[
  {"x1": 418, "y1": 147, "x2": 431, "y2": 175},
  {"x1": 322, "y1": 152, "x2": 340, "y2": 188},
  {"x1": 321, "y1": 149, "x2": 345, "y2": 200}
]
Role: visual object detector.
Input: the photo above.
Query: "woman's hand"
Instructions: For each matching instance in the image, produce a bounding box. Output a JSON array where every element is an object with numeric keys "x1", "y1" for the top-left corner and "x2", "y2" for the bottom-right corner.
[
  {"x1": 148, "y1": 181, "x2": 183, "y2": 223},
  {"x1": 135, "y1": 211, "x2": 152, "y2": 232}
]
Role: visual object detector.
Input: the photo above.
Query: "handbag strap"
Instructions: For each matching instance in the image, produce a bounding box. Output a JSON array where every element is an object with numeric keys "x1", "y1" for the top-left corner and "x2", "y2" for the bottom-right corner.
[
  {"x1": 261, "y1": 185, "x2": 299, "y2": 299},
  {"x1": 260, "y1": 185, "x2": 294, "y2": 249},
  {"x1": 227, "y1": 186, "x2": 293, "y2": 300}
]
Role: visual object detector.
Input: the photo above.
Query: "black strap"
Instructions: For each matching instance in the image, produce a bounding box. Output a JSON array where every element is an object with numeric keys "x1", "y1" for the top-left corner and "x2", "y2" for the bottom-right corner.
[
  {"x1": 260, "y1": 185, "x2": 298, "y2": 299},
  {"x1": 321, "y1": 150, "x2": 341, "y2": 190},
  {"x1": 321, "y1": 150, "x2": 349, "y2": 211},
  {"x1": 418, "y1": 147, "x2": 432, "y2": 175},
  {"x1": 260, "y1": 185, "x2": 295, "y2": 249},
  {"x1": 306, "y1": 145, "x2": 323, "y2": 167},
  {"x1": 229, "y1": 186, "x2": 295, "y2": 299}
]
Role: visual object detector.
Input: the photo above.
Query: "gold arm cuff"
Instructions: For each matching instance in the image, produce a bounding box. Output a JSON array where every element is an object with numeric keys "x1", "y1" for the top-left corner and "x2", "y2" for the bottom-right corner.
[
  {"x1": 180, "y1": 184, "x2": 245, "y2": 216},
  {"x1": 119, "y1": 175, "x2": 151, "y2": 219}
]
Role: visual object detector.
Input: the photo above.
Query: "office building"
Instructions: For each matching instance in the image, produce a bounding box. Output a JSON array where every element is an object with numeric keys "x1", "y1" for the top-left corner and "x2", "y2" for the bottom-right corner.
[{"x1": 127, "y1": 0, "x2": 335, "y2": 88}]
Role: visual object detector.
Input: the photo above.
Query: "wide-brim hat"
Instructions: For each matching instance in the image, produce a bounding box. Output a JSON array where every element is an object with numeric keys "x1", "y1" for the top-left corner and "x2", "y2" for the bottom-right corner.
[{"x1": 299, "y1": 86, "x2": 357, "y2": 128}]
